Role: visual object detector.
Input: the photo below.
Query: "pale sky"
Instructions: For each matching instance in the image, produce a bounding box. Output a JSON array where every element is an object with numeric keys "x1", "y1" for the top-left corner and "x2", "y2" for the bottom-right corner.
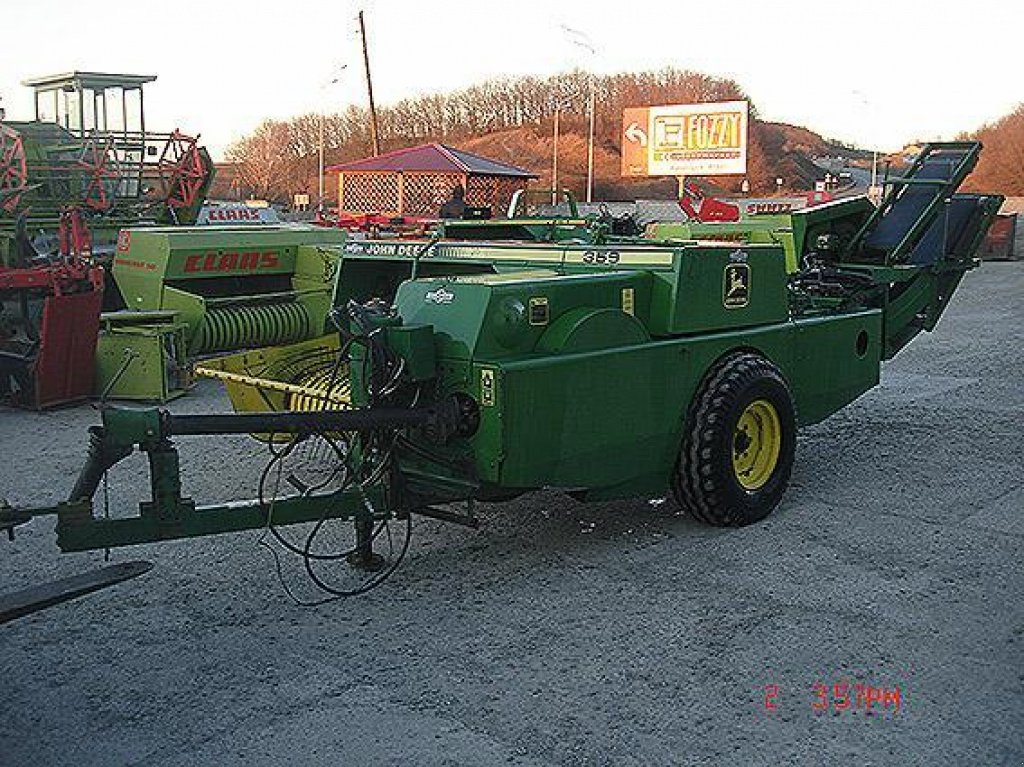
[{"x1": 2, "y1": 0, "x2": 1021, "y2": 160}]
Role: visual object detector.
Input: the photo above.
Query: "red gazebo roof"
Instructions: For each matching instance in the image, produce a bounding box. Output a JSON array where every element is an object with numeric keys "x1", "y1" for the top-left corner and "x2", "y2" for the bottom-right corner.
[{"x1": 327, "y1": 142, "x2": 536, "y2": 178}]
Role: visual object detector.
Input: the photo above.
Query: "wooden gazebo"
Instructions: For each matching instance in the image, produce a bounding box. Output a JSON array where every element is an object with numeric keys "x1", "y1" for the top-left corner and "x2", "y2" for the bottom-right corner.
[{"x1": 327, "y1": 143, "x2": 536, "y2": 218}]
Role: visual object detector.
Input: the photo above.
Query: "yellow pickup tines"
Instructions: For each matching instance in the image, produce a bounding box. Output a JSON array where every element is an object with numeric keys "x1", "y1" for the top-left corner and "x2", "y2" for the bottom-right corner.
[{"x1": 195, "y1": 362, "x2": 350, "y2": 410}]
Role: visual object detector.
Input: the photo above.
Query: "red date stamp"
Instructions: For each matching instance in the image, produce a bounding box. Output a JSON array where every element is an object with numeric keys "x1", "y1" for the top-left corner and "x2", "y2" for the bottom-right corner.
[{"x1": 764, "y1": 681, "x2": 902, "y2": 713}]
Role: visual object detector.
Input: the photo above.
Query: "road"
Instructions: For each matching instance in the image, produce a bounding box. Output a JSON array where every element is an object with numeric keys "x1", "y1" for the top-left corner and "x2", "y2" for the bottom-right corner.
[
  {"x1": 1, "y1": 263, "x2": 1022, "y2": 766},
  {"x1": 813, "y1": 156, "x2": 875, "y2": 194}
]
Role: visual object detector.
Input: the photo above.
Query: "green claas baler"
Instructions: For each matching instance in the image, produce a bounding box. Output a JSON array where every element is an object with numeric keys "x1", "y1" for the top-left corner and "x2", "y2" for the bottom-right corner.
[
  {"x1": 0, "y1": 142, "x2": 1004, "y2": 602},
  {"x1": 112, "y1": 225, "x2": 348, "y2": 355}
]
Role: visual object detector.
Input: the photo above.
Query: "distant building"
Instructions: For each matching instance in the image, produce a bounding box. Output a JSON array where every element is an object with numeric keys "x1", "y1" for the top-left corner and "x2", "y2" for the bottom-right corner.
[
  {"x1": 900, "y1": 143, "x2": 925, "y2": 164},
  {"x1": 327, "y1": 142, "x2": 537, "y2": 218}
]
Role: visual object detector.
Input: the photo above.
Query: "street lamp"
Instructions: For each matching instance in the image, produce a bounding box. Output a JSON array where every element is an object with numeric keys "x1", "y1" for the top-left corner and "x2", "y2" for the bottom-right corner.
[
  {"x1": 318, "y1": 65, "x2": 349, "y2": 213},
  {"x1": 561, "y1": 24, "x2": 597, "y2": 203},
  {"x1": 852, "y1": 90, "x2": 881, "y2": 201}
]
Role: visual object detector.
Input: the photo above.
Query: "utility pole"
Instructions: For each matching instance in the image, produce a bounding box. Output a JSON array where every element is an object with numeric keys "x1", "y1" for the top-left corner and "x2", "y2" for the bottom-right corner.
[
  {"x1": 358, "y1": 10, "x2": 381, "y2": 157},
  {"x1": 561, "y1": 25, "x2": 597, "y2": 203},
  {"x1": 870, "y1": 149, "x2": 879, "y2": 198},
  {"x1": 552, "y1": 105, "x2": 561, "y2": 205},
  {"x1": 586, "y1": 78, "x2": 595, "y2": 203},
  {"x1": 318, "y1": 112, "x2": 325, "y2": 209}
]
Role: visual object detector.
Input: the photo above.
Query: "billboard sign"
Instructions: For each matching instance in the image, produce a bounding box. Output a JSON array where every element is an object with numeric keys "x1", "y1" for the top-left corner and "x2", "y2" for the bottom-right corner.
[{"x1": 621, "y1": 100, "x2": 749, "y2": 177}]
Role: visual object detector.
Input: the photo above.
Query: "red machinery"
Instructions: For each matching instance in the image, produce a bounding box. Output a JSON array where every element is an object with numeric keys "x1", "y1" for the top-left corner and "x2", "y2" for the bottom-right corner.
[
  {"x1": 315, "y1": 209, "x2": 434, "y2": 236},
  {"x1": 0, "y1": 125, "x2": 29, "y2": 213},
  {"x1": 678, "y1": 182, "x2": 741, "y2": 222},
  {"x1": 0, "y1": 208, "x2": 103, "y2": 408},
  {"x1": 678, "y1": 183, "x2": 835, "y2": 223}
]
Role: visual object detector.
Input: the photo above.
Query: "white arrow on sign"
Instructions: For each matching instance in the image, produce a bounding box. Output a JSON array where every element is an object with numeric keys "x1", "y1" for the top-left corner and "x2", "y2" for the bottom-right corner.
[{"x1": 625, "y1": 122, "x2": 647, "y2": 146}]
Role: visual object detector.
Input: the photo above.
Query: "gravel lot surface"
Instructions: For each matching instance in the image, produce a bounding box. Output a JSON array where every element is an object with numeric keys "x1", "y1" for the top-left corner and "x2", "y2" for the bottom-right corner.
[{"x1": 2, "y1": 263, "x2": 1022, "y2": 766}]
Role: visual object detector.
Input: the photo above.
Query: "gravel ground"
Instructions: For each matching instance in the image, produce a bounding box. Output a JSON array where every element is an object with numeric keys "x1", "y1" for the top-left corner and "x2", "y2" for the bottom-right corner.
[{"x1": 1, "y1": 263, "x2": 1022, "y2": 766}]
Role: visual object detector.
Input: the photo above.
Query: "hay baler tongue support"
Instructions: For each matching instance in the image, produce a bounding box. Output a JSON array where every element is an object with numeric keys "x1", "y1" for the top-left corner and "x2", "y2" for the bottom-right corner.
[
  {"x1": 40, "y1": 402, "x2": 467, "y2": 561},
  {"x1": 0, "y1": 400, "x2": 462, "y2": 619}
]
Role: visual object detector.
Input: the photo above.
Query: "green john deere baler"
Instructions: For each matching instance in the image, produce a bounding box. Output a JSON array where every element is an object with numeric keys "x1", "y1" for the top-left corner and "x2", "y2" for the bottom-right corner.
[{"x1": 0, "y1": 142, "x2": 1003, "y2": 603}]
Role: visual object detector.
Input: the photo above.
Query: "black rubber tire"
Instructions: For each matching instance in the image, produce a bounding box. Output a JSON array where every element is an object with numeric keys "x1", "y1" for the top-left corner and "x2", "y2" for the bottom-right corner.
[{"x1": 672, "y1": 352, "x2": 797, "y2": 527}]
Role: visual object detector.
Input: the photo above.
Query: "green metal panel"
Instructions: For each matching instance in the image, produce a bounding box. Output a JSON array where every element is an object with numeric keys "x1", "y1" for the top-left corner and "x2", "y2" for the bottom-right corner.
[
  {"x1": 159, "y1": 286, "x2": 205, "y2": 333},
  {"x1": 385, "y1": 324, "x2": 437, "y2": 381},
  {"x1": 94, "y1": 314, "x2": 190, "y2": 402},
  {"x1": 113, "y1": 225, "x2": 347, "y2": 306},
  {"x1": 394, "y1": 270, "x2": 654, "y2": 362},
  {"x1": 113, "y1": 229, "x2": 170, "y2": 309},
  {"x1": 536, "y1": 307, "x2": 649, "y2": 353},
  {"x1": 649, "y1": 244, "x2": 788, "y2": 335},
  {"x1": 293, "y1": 244, "x2": 340, "y2": 293},
  {"x1": 454, "y1": 305, "x2": 882, "y2": 497},
  {"x1": 791, "y1": 310, "x2": 882, "y2": 421},
  {"x1": 339, "y1": 239, "x2": 787, "y2": 337},
  {"x1": 647, "y1": 219, "x2": 797, "y2": 271},
  {"x1": 114, "y1": 226, "x2": 343, "y2": 295}
]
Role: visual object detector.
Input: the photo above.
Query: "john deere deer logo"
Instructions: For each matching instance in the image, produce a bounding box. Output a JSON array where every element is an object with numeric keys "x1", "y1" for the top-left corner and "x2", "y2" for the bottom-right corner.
[{"x1": 723, "y1": 264, "x2": 750, "y2": 308}]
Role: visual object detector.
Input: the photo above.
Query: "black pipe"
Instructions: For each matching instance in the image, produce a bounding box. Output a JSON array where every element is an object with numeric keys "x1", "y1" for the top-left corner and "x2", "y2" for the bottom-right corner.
[{"x1": 163, "y1": 407, "x2": 432, "y2": 437}]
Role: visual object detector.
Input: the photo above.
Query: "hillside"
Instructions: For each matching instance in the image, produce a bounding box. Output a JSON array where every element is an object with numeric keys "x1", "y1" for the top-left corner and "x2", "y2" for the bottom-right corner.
[
  {"x1": 459, "y1": 119, "x2": 858, "y2": 199},
  {"x1": 962, "y1": 103, "x2": 1024, "y2": 195},
  {"x1": 223, "y1": 68, "x2": 878, "y2": 205}
]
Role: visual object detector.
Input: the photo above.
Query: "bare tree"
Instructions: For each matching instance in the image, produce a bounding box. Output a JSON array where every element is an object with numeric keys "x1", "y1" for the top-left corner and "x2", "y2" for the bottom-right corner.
[
  {"x1": 964, "y1": 104, "x2": 1024, "y2": 196},
  {"x1": 225, "y1": 120, "x2": 294, "y2": 201},
  {"x1": 224, "y1": 67, "x2": 765, "y2": 204}
]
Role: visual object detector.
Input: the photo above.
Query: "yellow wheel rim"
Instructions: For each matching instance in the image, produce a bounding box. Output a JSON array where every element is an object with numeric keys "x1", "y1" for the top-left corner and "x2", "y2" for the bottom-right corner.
[{"x1": 732, "y1": 399, "x2": 782, "y2": 490}]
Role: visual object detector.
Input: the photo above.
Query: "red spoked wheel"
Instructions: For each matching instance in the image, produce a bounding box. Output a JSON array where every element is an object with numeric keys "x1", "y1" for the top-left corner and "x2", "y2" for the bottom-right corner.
[
  {"x1": 0, "y1": 124, "x2": 28, "y2": 212},
  {"x1": 157, "y1": 130, "x2": 209, "y2": 212},
  {"x1": 74, "y1": 136, "x2": 118, "y2": 211}
]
